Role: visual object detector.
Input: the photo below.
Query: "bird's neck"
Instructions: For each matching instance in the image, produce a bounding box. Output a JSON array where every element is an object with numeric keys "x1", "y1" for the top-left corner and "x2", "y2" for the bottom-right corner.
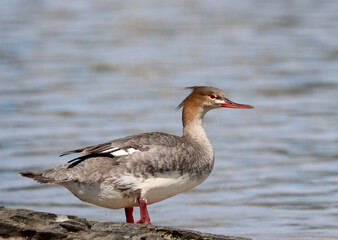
[
  {"x1": 181, "y1": 104, "x2": 215, "y2": 170},
  {"x1": 181, "y1": 96, "x2": 215, "y2": 176},
  {"x1": 181, "y1": 101, "x2": 210, "y2": 146},
  {"x1": 182, "y1": 118, "x2": 207, "y2": 141}
]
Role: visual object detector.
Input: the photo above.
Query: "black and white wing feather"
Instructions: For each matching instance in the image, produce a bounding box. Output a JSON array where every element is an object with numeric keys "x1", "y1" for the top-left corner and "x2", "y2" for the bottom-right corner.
[{"x1": 61, "y1": 132, "x2": 181, "y2": 168}]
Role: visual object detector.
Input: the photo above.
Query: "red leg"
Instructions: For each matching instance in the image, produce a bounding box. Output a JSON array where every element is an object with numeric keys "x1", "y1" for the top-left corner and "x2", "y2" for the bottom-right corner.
[
  {"x1": 124, "y1": 207, "x2": 134, "y2": 223},
  {"x1": 136, "y1": 198, "x2": 151, "y2": 225}
]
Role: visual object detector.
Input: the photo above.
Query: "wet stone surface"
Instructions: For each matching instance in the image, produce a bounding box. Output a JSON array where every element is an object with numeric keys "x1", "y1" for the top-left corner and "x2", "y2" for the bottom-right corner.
[{"x1": 0, "y1": 207, "x2": 250, "y2": 240}]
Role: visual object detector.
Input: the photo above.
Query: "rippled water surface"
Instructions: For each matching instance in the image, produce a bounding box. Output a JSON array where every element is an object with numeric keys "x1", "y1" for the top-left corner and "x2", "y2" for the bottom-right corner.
[{"x1": 1, "y1": 1, "x2": 338, "y2": 239}]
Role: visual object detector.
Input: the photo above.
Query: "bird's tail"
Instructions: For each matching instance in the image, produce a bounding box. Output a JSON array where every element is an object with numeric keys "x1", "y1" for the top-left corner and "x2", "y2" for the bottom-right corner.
[{"x1": 20, "y1": 171, "x2": 55, "y2": 183}]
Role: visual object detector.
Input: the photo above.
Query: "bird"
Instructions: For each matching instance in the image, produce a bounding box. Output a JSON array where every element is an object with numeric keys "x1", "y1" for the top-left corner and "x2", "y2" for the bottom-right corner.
[{"x1": 20, "y1": 86, "x2": 253, "y2": 225}]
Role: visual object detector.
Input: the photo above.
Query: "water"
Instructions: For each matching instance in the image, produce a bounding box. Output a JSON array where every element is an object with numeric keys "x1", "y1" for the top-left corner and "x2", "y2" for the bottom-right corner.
[{"x1": 1, "y1": 1, "x2": 337, "y2": 239}]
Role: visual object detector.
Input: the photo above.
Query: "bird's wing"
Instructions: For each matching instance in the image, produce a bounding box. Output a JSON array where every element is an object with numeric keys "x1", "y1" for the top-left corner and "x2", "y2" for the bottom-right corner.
[
  {"x1": 27, "y1": 132, "x2": 183, "y2": 185},
  {"x1": 60, "y1": 132, "x2": 181, "y2": 168}
]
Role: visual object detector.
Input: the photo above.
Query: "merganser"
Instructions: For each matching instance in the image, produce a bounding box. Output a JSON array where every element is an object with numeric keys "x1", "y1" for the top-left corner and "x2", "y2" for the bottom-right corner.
[{"x1": 20, "y1": 86, "x2": 253, "y2": 225}]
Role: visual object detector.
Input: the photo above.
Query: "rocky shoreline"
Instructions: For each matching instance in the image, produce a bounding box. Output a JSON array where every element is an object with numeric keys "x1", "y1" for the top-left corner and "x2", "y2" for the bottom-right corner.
[{"x1": 0, "y1": 206, "x2": 251, "y2": 240}]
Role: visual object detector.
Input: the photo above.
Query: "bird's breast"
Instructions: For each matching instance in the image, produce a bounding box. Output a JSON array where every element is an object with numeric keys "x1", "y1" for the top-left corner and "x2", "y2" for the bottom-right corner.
[{"x1": 138, "y1": 171, "x2": 206, "y2": 204}]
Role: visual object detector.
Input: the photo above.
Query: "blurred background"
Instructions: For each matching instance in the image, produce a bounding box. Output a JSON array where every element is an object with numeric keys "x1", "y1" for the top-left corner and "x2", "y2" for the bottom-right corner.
[{"x1": 1, "y1": 0, "x2": 337, "y2": 239}]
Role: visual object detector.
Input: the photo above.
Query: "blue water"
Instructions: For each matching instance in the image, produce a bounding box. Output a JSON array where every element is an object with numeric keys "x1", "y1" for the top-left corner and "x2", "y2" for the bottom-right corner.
[{"x1": 1, "y1": 1, "x2": 337, "y2": 239}]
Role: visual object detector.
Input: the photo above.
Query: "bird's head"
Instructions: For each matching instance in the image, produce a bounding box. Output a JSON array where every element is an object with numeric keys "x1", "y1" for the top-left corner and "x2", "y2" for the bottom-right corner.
[{"x1": 177, "y1": 86, "x2": 253, "y2": 112}]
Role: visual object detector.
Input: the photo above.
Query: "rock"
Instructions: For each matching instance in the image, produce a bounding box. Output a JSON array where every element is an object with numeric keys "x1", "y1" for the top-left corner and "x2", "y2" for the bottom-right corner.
[{"x1": 0, "y1": 206, "x2": 251, "y2": 240}]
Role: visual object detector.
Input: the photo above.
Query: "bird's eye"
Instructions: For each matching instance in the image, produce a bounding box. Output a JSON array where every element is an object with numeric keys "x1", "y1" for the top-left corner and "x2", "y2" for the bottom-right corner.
[{"x1": 209, "y1": 94, "x2": 216, "y2": 99}]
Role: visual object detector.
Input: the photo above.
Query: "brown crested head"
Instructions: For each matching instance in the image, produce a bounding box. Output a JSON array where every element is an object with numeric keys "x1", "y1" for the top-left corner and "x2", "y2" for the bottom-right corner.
[
  {"x1": 177, "y1": 86, "x2": 253, "y2": 130},
  {"x1": 176, "y1": 86, "x2": 227, "y2": 110},
  {"x1": 177, "y1": 86, "x2": 253, "y2": 112}
]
